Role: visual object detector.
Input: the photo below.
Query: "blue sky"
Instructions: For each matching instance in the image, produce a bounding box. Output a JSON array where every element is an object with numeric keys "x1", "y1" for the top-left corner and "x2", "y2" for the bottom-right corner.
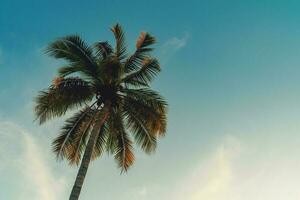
[{"x1": 1, "y1": 0, "x2": 300, "y2": 199}]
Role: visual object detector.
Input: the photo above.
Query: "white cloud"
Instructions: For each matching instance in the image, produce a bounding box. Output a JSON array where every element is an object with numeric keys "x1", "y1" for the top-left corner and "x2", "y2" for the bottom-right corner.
[
  {"x1": 190, "y1": 136, "x2": 240, "y2": 200},
  {"x1": 0, "y1": 121, "x2": 68, "y2": 200},
  {"x1": 159, "y1": 32, "x2": 190, "y2": 64},
  {"x1": 21, "y1": 133, "x2": 66, "y2": 200},
  {"x1": 163, "y1": 33, "x2": 189, "y2": 51},
  {"x1": 169, "y1": 134, "x2": 300, "y2": 200},
  {"x1": 171, "y1": 135, "x2": 241, "y2": 200}
]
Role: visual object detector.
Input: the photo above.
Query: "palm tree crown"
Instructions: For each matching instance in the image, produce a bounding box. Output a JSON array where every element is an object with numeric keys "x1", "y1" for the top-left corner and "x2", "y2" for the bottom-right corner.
[{"x1": 35, "y1": 24, "x2": 167, "y2": 199}]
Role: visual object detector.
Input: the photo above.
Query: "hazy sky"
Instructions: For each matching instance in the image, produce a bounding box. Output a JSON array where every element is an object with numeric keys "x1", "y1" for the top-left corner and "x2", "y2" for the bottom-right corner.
[{"x1": 1, "y1": 0, "x2": 300, "y2": 199}]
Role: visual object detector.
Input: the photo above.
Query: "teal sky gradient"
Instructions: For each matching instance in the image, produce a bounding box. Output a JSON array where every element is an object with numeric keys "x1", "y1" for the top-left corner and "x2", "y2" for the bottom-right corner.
[{"x1": 1, "y1": 1, "x2": 300, "y2": 199}]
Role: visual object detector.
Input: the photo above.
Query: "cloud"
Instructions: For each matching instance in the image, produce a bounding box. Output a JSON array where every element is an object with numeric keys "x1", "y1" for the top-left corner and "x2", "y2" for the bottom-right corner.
[
  {"x1": 162, "y1": 33, "x2": 189, "y2": 51},
  {"x1": 190, "y1": 136, "x2": 240, "y2": 200},
  {"x1": 171, "y1": 135, "x2": 241, "y2": 200},
  {"x1": 0, "y1": 120, "x2": 67, "y2": 200},
  {"x1": 21, "y1": 132, "x2": 66, "y2": 200},
  {"x1": 159, "y1": 32, "x2": 190, "y2": 64},
  {"x1": 169, "y1": 134, "x2": 300, "y2": 200}
]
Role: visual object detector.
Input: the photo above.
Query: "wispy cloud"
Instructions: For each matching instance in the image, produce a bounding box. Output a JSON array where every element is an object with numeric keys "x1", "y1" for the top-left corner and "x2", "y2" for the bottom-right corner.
[
  {"x1": 21, "y1": 133, "x2": 66, "y2": 200},
  {"x1": 162, "y1": 33, "x2": 189, "y2": 51},
  {"x1": 169, "y1": 134, "x2": 300, "y2": 200},
  {"x1": 166, "y1": 135, "x2": 242, "y2": 200},
  {"x1": 0, "y1": 121, "x2": 68, "y2": 200},
  {"x1": 188, "y1": 136, "x2": 240, "y2": 200},
  {"x1": 159, "y1": 32, "x2": 190, "y2": 64}
]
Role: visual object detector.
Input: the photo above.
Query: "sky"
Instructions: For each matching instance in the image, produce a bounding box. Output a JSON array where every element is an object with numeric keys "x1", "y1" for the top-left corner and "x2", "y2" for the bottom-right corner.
[{"x1": 1, "y1": 0, "x2": 300, "y2": 199}]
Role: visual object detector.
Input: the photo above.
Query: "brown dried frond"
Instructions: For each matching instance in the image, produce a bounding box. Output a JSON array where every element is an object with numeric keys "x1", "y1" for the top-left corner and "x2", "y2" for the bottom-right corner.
[
  {"x1": 136, "y1": 32, "x2": 146, "y2": 49},
  {"x1": 52, "y1": 77, "x2": 64, "y2": 88}
]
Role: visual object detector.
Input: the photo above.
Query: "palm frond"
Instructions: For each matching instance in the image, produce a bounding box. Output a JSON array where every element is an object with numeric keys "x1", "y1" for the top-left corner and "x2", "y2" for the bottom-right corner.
[
  {"x1": 115, "y1": 129, "x2": 134, "y2": 173},
  {"x1": 108, "y1": 109, "x2": 135, "y2": 172},
  {"x1": 94, "y1": 41, "x2": 113, "y2": 60},
  {"x1": 52, "y1": 107, "x2": 97, "y2": 165},
  {"x1": 123, "y1": 32, "x2": 156, "y2": 73},
  {"x1": 66, "y1": 114, "x2": 95, "y2": 165},
  {"x1": 122, "y1": 58, "x2": 160, "y2": 87},
  {"x1": 136, "y1": 32, "x2": 156, "y2": 49},
  {"x1": 46, "y1": 35, "x2": 99, "y2": 80},
  {"x1": 122, "y1": 88, "x2": 167, "y2": 136},
  {"x1": 122, "y1": 88, "x2": 167, "y2": 113},
  {"x1": 123, "y1": 102, "x2": 157, "y2": 153},
  {"x1": 105, "y1": 119, "x2": 118, "y2": 155},
  {"x1": 111, "y1": 24, "x2": 127, "y2": 60},
  {"x1": 35, "y1": 77, "x2": 94, "y2": 124},
  {"x1": 58, "y1": 65, "x2": 80, "y2": 77},
  {"x1": 91, "y1": 120, "x2": 109, "y2": 159}
]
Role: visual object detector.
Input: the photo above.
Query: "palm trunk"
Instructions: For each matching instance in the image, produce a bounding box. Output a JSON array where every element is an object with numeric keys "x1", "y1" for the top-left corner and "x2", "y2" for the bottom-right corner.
[{"x1": 69, "y1": 109, "x2": 109, "y2": 200}]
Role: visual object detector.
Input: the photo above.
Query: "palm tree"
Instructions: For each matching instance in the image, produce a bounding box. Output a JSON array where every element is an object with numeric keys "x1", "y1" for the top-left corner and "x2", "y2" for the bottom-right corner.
[{"x1": 35, "y1": 24, "x2": 167, "y2": 200}]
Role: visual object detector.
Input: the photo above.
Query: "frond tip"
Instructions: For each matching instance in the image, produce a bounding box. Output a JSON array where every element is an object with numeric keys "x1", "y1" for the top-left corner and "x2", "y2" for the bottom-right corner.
[
  {"x1": 115, "y1": 132, "x2": 135, "y2": 173},
  {"x1": 94, "y1": 41, "x2": 113, "y2": 59},
  {"x1": 111, "y1": 23, "x2": 127, "y2": 60},
  {"x1": 136, "y1": 32, "x2": 156, "y2": 49},
  {"x1": 123, "y1": 57, "x2": 161, "y2": 86},
  {"x1": 123, "y1": 32, "x2": 156, "y2": 73},
  {"x1": 45, "y1": 35, "x2": 99, "y2": 80}
]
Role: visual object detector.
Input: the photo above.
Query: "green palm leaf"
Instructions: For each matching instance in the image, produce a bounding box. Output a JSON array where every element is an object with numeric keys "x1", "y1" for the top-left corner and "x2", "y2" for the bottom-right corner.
[
  {"x1": 91, "y1": 120, "x2": 109, "y2": 159},
  {"x1": 35, "y1": 77, "x2": 94, "y2": 124},
  {"x1": 111, "y1": 24, "x2": 127, "y2": 61},
  {"x1": 122, "y1": 88, "x2": 167, "y2": 136},
  {"x1": 108, "y1": 109, "x2": 135, "y2": 172},
  {"x1": 94, "y1": 41, "x2": 113, "y2": 60},
  {"x1": 123, "y1": 102, "x2": 157, "y2": 153},
  {"x1": 123, "y1": 32, "x2": 156, "y2": 73},
  {"x1": 52, "y1": 107, "x2": 96, "y2": 164},
  {"x1": 122, "y1": 57, "x2": 160, "y2": 87},
  {"x1": 46, "y1": 35, "x2": 99, "y2": 80}
]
